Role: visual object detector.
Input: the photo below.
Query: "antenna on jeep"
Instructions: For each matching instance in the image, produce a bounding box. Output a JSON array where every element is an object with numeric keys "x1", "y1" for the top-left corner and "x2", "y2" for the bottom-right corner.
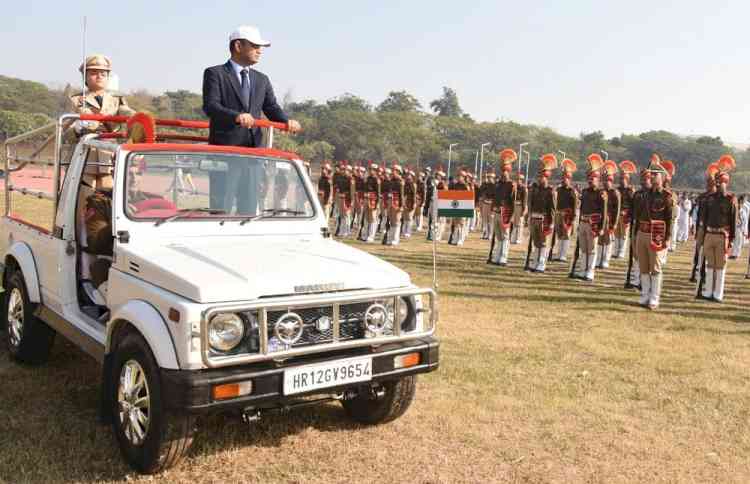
[{"x1": 81, "y1": 16, "x2": 87, "y2": 108}]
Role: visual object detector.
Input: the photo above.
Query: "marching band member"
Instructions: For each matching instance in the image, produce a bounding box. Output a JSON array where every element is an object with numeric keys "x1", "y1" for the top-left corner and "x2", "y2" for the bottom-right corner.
[
  {"x1": 634, "y1": 156, "x2": 672, "y2": 309},
  {"x1": 573, "y1": 154, "x2": 608, "y2": 281},
  {"x1": 552, "y1": 159, "x2": 578, "y2": 262},
  {"x1": 697, "y1": 155, "x2": 738, "y2": 302},
  {"x1": 488, "y1": 149, "x2": 517, "y2": 265},
  {"x1": 614, "y1": 161, "x2": 637, "y2": 259},
  {"x1": 596, "y1": 160, "x2": 620, "y2": 269},
  {"x1": 527, "y1": 154, "x2": 557, "y2": 272}
]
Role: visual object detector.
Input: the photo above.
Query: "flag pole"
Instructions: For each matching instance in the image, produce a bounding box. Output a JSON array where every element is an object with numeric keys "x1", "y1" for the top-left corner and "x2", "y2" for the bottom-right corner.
[{"x1": 432, "y1": 184, "x2": 438, "y2": 290}]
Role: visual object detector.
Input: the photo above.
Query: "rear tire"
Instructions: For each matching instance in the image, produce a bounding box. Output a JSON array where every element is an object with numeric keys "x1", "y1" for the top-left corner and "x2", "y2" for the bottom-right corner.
[
  {"x1": 342, "y1": 376, "x2": 416, "y2": 425},
  {"x1": 3, "y1": 269, "x2": 55, "y2": 364},
  {"x1": 110, "y1": 332, "x2": 195, "y2": 474}
]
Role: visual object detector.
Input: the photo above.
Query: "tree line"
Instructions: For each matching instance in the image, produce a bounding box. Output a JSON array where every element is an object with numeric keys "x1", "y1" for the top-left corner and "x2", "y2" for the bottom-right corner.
[{"x1": 1, "y1": 75, "x2": 748, "y2": 191}]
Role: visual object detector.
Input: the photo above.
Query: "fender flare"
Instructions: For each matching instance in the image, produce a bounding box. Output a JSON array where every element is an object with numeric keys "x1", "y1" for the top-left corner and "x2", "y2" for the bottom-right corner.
[
  {"x1": 106, "y1": 300, "x2": 180, "y2": 369},
  {"x1": 5, "y1": 242, "x2": 41, "y2": 303}
]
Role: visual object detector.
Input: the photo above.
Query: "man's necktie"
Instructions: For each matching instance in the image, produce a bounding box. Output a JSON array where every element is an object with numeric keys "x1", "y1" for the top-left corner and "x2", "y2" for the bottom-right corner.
[{"x1": 240, "y1": 69, "x2": 251, "y2": 109}]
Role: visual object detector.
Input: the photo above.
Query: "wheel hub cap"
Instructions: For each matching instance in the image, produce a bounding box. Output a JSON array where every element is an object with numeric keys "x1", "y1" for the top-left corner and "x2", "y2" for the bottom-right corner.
[
  {"x1": 117, "y1": 360, "x2": 150, "y2": 445},
  {"x1": 7, "y1": 288, "x2": 24, "y2": 347}
]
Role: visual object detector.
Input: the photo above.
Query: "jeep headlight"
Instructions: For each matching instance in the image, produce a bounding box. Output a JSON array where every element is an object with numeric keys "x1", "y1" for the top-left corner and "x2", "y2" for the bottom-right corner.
[
  {"x1": 208, "y1": 313, "x2": 245, "y2": 352},
  {"x1": 365, "y1": 296, "x2": 416, "y2": 337}
]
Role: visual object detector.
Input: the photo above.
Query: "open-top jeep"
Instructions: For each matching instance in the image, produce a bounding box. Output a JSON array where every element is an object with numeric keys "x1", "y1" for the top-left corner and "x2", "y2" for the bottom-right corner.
[{"x1": 1, "y1": 113, "x2": 439, "y2": 473}]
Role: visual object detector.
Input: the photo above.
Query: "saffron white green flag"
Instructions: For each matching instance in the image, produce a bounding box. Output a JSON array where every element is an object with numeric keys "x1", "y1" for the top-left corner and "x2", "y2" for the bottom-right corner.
[{"x1": 437, "y1": 190, "x2": 475, "y2": 218}]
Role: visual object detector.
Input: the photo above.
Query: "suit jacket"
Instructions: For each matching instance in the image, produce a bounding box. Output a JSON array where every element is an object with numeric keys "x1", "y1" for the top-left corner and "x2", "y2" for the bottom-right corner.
[{"x1": 202, "y1": 61, "x2": 289, "y2": 147}]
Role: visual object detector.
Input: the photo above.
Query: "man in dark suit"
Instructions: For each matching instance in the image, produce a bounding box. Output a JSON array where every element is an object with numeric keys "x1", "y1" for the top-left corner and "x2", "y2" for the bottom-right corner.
[{"x1": 202, "y1": 25, "x2": 301, "y2": 211}]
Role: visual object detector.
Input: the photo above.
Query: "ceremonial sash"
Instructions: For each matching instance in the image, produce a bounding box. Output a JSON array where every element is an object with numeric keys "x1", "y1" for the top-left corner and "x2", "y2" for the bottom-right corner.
[{"x1": 649, "y1": 220, "x2": 666, "y2": 251}]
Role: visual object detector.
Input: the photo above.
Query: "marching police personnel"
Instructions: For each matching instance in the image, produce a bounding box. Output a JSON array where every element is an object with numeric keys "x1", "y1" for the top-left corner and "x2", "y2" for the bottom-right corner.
[
  {"x1": 415, "y1": 169, "x2": 427, "y2": 231},
  {"x1": 572, "y1": 154, "x2": 608, "y2": 281},
  {"x1": 662, "y1": 160, "x2": 678, "y2": 253},
  {"x1": 334, "y1": 163, "x2": 356, "y2": 237},
  {"x1": 433, "y1": 168, "x2": 448, "y2": 241},
  {"x1": 614, "y1": 161, "x2": 637, "y2": 259},
  {"x1": 552, "y1": 159, "x2": 578, "y2": 262},
  {"x1": 69, "y1": 54, "x2": 135, "y2": 134},
  {"x1": 479, "y1": 172, "x2": 496, "y2": 239},
  {"x1": 689, "y1": 170, "x2": 718, "y2": 282},
  {"x1": 510, "y1": 173, "x2": 527, "y2": 244},
  {"x1": 697, "y1": 155, "x2": 738, "y2": 302},
  {"x1": 488, "y1": 149, "x2": 518, "y2": 265},
  {"x1": 361, "y1": 163, "x2": 382, "y2": 242},
  {"x1": 352, "y1": 165, "x2": 366, "y2": 233},
  {"x1": 626, "y1": 168, "x2": 653, "y2": 288},
  {"x1": 448, "y1": 170, "x2": 470, "y2": 245},
  {"x1": 402, "y1": 168, "x2": 418, "y2": 238},
  {"x1": 383, "y1": 165, "x2": 406, "y2": 245},
  {"x1": 527, "y1": 154, "x2": 557, "y2": 272},
  {"x1": 317, "y1": 163, "x2": 333, "y2": 220},
  {"x1": 633, "y1": 157, "x2": 672, "y2": 309},
  {"x1": 596, "y1": 161, "x2": 621, "y2": 269}
]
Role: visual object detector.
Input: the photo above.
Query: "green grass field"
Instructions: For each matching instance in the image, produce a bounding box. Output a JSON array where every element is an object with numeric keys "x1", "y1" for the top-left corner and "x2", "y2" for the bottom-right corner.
[{"x1": 0, "y1": 197, "x2": 749, "y2": 483}]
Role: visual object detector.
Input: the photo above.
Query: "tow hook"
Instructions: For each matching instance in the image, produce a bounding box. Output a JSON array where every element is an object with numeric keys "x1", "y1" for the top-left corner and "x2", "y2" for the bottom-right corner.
[
  {"x1": 242, "y1": 408, "x2": 261, "y2": 423},
  {"x1": 369, "y1": 385, "x2": 385, "y2": 400}
]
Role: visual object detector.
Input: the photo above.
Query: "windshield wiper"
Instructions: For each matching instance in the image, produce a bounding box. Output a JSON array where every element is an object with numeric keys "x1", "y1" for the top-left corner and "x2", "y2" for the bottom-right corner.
[
  {"x1": 239, "y1": 208, "x2": 305, "y2": 226},
  {"x1": 154, "y1": 208, "x2": 228, "y2": 227}
]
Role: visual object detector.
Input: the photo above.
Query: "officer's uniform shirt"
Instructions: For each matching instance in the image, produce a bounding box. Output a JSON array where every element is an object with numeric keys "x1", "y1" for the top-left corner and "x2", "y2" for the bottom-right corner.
[
  {"x1": 318, "y1": 174, "x2": 332, "y2": 205},
  {"x1": 701, "y1": 191, "x2": 738, "y2": 242},
  {"x1": 69, "y1": 91, "x2": 135, "y2": 133},
  {"x1": 493, "y1": 179, "x2": 516, "y2": 210}
]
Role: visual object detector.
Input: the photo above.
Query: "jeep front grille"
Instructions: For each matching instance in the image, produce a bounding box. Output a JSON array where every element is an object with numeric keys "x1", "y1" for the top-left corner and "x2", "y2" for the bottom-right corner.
[{"x1": 201, "y1": 287, "x2": 437, "y2": 368}]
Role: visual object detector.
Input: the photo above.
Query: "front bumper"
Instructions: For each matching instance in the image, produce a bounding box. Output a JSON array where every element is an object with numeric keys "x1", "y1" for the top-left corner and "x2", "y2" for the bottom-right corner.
[{"x1": 161, "y1": 336, "x2": 439, "y2": 413}]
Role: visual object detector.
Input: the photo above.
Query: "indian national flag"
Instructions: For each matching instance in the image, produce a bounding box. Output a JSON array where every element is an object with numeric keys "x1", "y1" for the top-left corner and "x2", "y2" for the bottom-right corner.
[{"x1": 437, "y1": 190, "x2": 475, "y2": 218}]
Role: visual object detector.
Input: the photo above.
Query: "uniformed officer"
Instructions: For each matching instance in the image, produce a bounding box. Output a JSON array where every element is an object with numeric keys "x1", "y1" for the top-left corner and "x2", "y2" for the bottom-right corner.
[
  {"x1": 488, "y1": 149, "x2": 517, "y2": 265},
  {"x1": 614, "y1": 160, "x2": 637, "y2": 259},
  {"x1": 330, "y1": 162, "x2": 346, "y2": 228},
  {"x1": 384, "y1": 165, "x2": 406, "y2": 245},
  {"x1": 361, "y1": 163, "x2": 381, "y2": 242},
  {"x1": 351, "y1": 165, "x2": 366, "y2": 233},
  {"x1": 662, "y1": 160, "x2": 679, "y2": 253},
  {"x1": 552, "y1": 158, "x2": 578, "y2": 262},
  {"x1": 448, "y1": 170, "x2": 470, "y2": 245},
  {"x1": 415, "y1": 169, "x2": 427, "y2": 231},
  {"x1": 627, "y1": 167, "x2": 652, "y2": 288},
  {"x1": 317, "y1": 162, "x2": 333, "y2": 220},
  {"x1": 334, "y1": 163, "x2": 356, "y2": 237},
  {"x1": 432, "y1": 168, "x2": 448, "y2": 241},
  {"x1": 596, "y1": 160, "x2": 621, "y2": 269},
  {"x1": 527, "y1": 154, "x2": 557, "y2": 272},
  {"x1": 633, "y1": 158, "x2": 672, "y2": 309},
  {"x1": 69, "y1": 54, "x2": 135, "y2": 134},
  {"x1": 402, "y1": 168, "x2": 418, "y2": 238},
  {"x1": 572, "y1": 154, "x2": 608, "y2": 281},
  {"x1": 697, "y1": 155, "x2": 738, "y2": 302},
  {"x1": 510, "y1": 173, "x2": 527, "y2": 244},
  {"x1": 479, "y1": 172, "x2": 496, "y2": 239}
]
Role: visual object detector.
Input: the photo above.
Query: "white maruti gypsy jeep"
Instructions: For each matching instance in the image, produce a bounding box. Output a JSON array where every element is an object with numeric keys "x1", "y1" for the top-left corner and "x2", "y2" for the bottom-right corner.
[{"x1": 0, "y1": 113, "x2": 439, "y2": 474}]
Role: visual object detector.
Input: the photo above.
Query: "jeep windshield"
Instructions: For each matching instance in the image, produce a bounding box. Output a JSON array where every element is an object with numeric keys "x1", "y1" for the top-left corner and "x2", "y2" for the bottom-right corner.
[{"x1": 125, "y1": 152, "x2": 315, "y2": 222}]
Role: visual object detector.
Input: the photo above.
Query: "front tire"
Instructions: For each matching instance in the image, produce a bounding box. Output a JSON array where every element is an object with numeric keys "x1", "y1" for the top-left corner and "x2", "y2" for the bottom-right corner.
[
  {"x1": 3, "y1": 269, "x2": 55, "y2": 364},
  {"x1": 110, "y1": 333, "x2": 195, "y2": 474},
  {"x1": 342, "y1": 376, "x2": 417, "y2": 425}
]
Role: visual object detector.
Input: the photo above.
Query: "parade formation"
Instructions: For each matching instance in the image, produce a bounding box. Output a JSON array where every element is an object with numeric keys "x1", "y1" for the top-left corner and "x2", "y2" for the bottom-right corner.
[{"x1": 320, "y1": 149, "x2": 749, "y2": 310}]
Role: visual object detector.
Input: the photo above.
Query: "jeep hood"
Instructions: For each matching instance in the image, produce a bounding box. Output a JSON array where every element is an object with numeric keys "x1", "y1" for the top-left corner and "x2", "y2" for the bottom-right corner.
[{"x1": 117, "y1": 237, "x2": 411, "y2": 303}]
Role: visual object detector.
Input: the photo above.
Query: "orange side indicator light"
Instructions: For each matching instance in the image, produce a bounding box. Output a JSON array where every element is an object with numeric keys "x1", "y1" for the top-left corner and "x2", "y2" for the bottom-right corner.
[
  {"x1": 394, "y1": 352, "x2": 421, "y2": 369},
  {"x1": 212, "y1": 381, "x2": 253, "y2": 401}
]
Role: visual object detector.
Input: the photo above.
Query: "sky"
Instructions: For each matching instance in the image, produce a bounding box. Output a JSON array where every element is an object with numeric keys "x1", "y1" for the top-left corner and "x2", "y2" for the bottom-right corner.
[{"x1": 3, "y1": 0, "x2": 749, "y2": 143}]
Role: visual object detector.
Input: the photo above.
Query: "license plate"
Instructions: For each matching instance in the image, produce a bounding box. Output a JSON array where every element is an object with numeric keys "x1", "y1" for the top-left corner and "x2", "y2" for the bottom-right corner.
[{"x1": 283, "y1": 356, "x2": 373, "y2": 396}]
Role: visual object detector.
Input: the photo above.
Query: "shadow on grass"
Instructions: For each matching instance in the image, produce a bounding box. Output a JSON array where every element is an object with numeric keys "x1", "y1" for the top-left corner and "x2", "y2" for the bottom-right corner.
[{"x1": 0, "y1": 339, "x2": 364, "y2": 482}]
